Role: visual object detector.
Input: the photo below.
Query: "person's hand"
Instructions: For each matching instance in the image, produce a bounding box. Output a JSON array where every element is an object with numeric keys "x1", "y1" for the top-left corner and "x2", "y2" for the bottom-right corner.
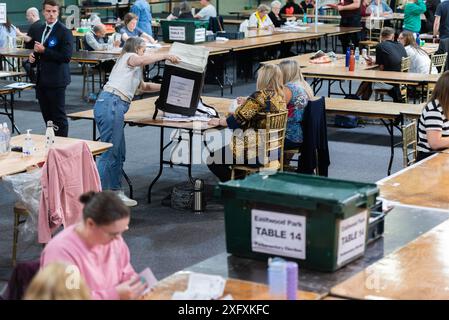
[
  {"x1": 151, "y1": 38, "x2": 158, "y2": 44},
  {"x1": 208, "y1": 118, "x2": 227, "y2": 127},
  {"x1": 433, "y1": 36, "x2": 439, "y2": 44},
  {"x1": 236, "y1": 96, "x2": 247, "y2": 105},
  {"x1": 366, "y1": 55, "x2": 374, "y2": 65},
  {"x1": 113, "y1": 40, "x2": 120, "y2": 47},
  {"x1": 34, "y1": 41, "x2": 45, "y2": 53},
  {"x1": 327, "y1": 3, "x2": 338, "y2": 9},
  {"x1": 115, "y1": 276, "x2": 148, "y2": 300},
  {"x1": 29, "y1": 52, "x2": 35, "y2": 63},
  {"x1": 165, "y1": 54, "x2": 180, "y2": 63}
]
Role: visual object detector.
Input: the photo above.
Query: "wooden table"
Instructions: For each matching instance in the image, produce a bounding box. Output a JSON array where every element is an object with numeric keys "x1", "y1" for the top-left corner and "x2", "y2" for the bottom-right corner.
[
  {"x1": 377, "y1": 152, "x2": 449, "y2": 211},
  {"x1": 144, "y1": 271, "x2": 321, "y2": 300},
  {"x1": 0, "y1": 134, "x2": 112, "y2": 178},
  {"x1": 0, "y1": 81, "x2": 35, "y2": 134},
  {"x1": 69, "y1": 96, "x2": 232, "y2": 202},
  {"x1": 330, "y1": 219, "x2": 449, "y2": 299},
  {"x1": 421, "y1": 43, "x2": 439, "y2": 56},
  {"x1": 264, "y1": 52, "x2": 377, "y2": 70}
]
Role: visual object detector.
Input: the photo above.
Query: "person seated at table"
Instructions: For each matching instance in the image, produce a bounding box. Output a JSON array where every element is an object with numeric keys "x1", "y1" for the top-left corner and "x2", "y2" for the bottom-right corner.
[
  {"x1": 84, "y1": 24, "x2": 119, "y2": 74},
  {"x1": 40, "y1": 191, "x2": 148, "y2": 300},
  {"x1": 207, "y1": 64, "x2": 287, "y2": 182},
  {"x1": 357, "y1": 27, "x2": 407, "y2": 101},
  {"x1": 281, "y1": 0, "x2": 304, "y2": 15},
  {"x1": 194, "y1": 0, "x2": 217, "y2": 21},
  {"x1": 119, "y1": 13, "x2": 157, "y2": 47},
  {"x1": 300, "y1": 0, "x2": 315, "y2": 13},
  {"x1": 84, "y1": 24, "x2": 119, "y2": 51},
  {"x1": 367, "y1": 0, "x2": 393, "y2": 16},
  {"x1": 279, "y1": 59, "x2": 313, "y2": 152},
  {"x1": 0, "y1": 18, "x2": 29, "y2": 48},
  {"x1": 167, "y1": 1, "x2": 195, "y2": 20},
  {"x1": 248, "y1": 4, "x2": 275, "y2": 29},
  {"x1": 24, "y1": 262, "x2": 91, "y2": 300},
  {"x1": 93, "y1": 37, "x2": 179, "y2": 206},
  {"x1": 269, "y1": 1, "x2": 287, "y2": 27},
  {"x1": 398, "y1": 30, "x2": 437, "y2": 73},
  {"x1": 402, "y1": 0, "x2": 426, "y2": 34},
  {"x1": 417, "y1": 71, "x2": 449, "y2": 161}
]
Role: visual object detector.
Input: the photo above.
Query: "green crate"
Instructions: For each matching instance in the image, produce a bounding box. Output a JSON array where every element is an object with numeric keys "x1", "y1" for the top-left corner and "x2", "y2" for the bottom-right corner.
[
  {"x1": 161, "y1": 20, "x2": 208, "y2": 44},
  {"x1": 216, "y1": 172, "x2": 379, "y2": 272}
]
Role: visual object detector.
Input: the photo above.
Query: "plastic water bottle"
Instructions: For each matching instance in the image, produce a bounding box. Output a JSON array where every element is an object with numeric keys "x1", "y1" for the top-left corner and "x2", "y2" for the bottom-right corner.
[
  {"x1": 303, "y1": 12, "x2": 308, "y2": 24},
  {"x1": 45, "y1": 120, "x2": 55, "y2": 154},
  {"x1": 355, "y1": 47, "x2": 360, "y2": 65},
  {"x1": 345, "y1": 47, "x2": 351, "y2": 70},
  {"x1": 415, "y1": 33, "x2": 420, "y2": 46},
  {"x1": 23, "y1": 129, "x2": 34, "y2": 157},
  {"x1": 268, "y1": 257, "x2": 287, "y2": 299},
  {"x1": 0, "y1": 123, "x2": 5, "y2": 154},
  {"x1": 2, "y1": 122, "x2": 10, "y2": 153},
  {"x1": 286, "y1": 262, "x2": 298, "y2": 300}
]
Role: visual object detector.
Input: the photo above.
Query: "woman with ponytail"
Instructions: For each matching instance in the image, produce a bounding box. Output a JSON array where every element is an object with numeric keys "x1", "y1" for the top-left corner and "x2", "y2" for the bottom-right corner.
[{"x1": 40, "y1": 191, "x2": 147, "y2": 300}]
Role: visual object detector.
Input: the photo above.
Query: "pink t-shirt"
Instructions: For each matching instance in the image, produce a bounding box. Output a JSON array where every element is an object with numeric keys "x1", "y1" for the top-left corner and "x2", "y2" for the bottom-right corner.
[{"x1": 40, "y1": 224, "x2": 137, "y2": 300}]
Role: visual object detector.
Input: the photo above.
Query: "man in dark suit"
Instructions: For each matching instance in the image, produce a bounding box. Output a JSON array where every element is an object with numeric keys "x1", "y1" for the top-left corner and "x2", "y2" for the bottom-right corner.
[{"x1": 29, "y1": 0, "x2": 73, "y2": 137}]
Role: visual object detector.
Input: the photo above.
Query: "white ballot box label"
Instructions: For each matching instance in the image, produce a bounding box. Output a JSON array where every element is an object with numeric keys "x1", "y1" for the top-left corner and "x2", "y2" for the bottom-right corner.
[
  {"x1": 251, "y1": 209, "x2": 306, "y2": 260},
  {"x1": 169, "y1": 26, "x2": 186, "y2": 41},
  {"x1": 337, "y1": 209, "x2": 368, "y2": 266},
  {"x1": 194, "y1": 28, "x2": 206, "y2": 43},
  {"x1": 167, "y1": 75, "x2": 195, "y2": 108},
  {"x1": 0, "y1": 4, "x2": 6, "y2": 24}
]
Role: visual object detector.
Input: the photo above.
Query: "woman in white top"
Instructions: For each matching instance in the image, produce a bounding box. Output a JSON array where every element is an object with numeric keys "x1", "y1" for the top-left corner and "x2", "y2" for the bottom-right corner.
[
  {"x1": 398, "y1": 30, "x2": 437, "y2": 74},
  {"x1": 248, "y1": 4, "x2": 274, "y2": 29},
  {"x1": 93, "y1": 37, "x2": 179, "y2": 206}
]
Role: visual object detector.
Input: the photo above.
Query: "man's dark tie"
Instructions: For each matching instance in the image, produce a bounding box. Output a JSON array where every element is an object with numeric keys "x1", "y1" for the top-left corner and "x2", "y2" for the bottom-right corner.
[{"x1": 43, "y1": 26, "x2": 51, "y2": 42}]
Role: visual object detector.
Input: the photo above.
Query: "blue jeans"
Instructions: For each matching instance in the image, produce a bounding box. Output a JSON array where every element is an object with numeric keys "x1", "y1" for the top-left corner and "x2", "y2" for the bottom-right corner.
[{"x1": 94, "y1": 91, "x2": 130, "y2": 190}]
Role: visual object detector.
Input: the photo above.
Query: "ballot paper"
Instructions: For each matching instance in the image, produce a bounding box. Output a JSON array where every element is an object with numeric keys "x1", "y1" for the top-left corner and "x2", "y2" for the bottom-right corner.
[
  {"x1": 4, "y1": 82, "x2": 34, "y2": 89},
  {"x1": 146, "y1": 42, "x2": 162, "y2": 49},
  {"x1": 165, "y1": 42, "x2": 209, "y2": 73},
  {"x1": 139, "y1": 267, "x2": 158, "y2": 295},
  {"x1": 171, "y1": 273, "x2": 226, "y2": 300}
]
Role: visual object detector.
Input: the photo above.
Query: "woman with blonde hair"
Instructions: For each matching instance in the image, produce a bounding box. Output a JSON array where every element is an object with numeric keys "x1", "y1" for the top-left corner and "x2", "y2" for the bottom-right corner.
[
  {"x1": 24, "y1": 262, "x2": 91, "y2": 300},
  {"x1": 417, "y1": 71, "x2": 449, "y2": 161},
  {"x1": 279, "y1": 59, "x2": 313, "y2": 150},
  {"x1": 207, "y1": 64, "x2": 286, "y2": 181}
]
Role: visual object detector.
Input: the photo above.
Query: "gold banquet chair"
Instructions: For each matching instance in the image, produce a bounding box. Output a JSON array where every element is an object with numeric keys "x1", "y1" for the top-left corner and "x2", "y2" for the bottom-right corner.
[
  {"x1": 230, "y1": 111, "x2": 288, "y2": 180},
  {"x1": 399, "y1": 117, "x2": 418, "y2": 167}
]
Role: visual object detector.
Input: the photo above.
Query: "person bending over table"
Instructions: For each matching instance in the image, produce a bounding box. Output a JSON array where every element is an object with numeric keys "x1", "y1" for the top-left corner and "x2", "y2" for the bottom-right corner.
[
  {"x1": 93, "y1": 37, "x2": 179, "y2": 206},
  {"x1": 119, "y1": 13, "x2": 157, "y2": 47},
  {"x1": 41, "y1": 191, "x2": 148, "y2": 300},
  {"x1": 417, "y1": 71, "x2": 449, "y2": 161},
  {"x1": 248, "y1": 4, "x2": 275, "y2": 30},
  {"x1": 279, "y1": 59, "x2": 313, "y2": 152},
  {"x1": 398, "y1": 30, "x2": 437, "y2": 74},
  {"x1": 207, "y1": 64, "x2": 287, "y2": 182},
  {"x1": 357, "y1": 27, "x2": 407, "y2": 101},
  {"x1": 281, "y1": 0, "x2": 304, "y2": 15}
]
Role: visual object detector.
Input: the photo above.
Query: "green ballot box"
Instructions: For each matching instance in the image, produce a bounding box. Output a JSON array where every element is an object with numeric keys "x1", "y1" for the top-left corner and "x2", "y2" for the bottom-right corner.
[
  {"x1": 216, "y1": 172, "x2": 379, "y2": 272},
  {"x1": 161, "y1": 20, "x2": 208, "y2": 44}
]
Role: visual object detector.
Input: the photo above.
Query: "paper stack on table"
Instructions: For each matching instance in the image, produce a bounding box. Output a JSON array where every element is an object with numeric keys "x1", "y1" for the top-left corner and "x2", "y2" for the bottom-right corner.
[
  {"x1": 4, "y1": 82, "x2": 34, "y2": 89},
  {"x1": 172, "y1": 273, "x2": 226, "y2": 300}
]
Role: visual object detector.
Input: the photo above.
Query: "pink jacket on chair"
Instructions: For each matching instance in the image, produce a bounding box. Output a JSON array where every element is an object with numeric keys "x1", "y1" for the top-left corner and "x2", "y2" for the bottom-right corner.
[{"x1": 38, "y1": 141, "x2": 101, "y2": 243}]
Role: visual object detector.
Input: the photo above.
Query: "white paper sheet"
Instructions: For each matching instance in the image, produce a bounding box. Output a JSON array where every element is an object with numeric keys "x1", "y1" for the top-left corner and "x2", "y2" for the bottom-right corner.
[
  {"x1": 171, "y1": 273, "x2": 226, "y2": 300},
  {"x1": 165, "y1": 42, "x2": 209, "y2": 73},
  {"x1": 166, "y1": 75, "x2": 195, "y2": 108}
]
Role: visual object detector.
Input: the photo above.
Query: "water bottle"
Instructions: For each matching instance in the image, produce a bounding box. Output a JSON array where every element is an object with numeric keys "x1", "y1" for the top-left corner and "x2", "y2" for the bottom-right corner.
[
  {"x1": 193, "y1": 179, "x2": 205, "y2": 214},
  {"x1": 3, "y1": 122, "x2": 10, "y2": 153},
  {"x1": 355, "y1": 47, "x2": 360, "y2": 64},
  {"x1": 349, "y1": 52, "x2": 355, "y2": 71},
  {"x1": 415, "y1": 33, "x2": 420, "y2": 46},
  {"x1": 303, "y1": 12, "x2": 308, "y2": 24},
  {"x1": 23, "y1": 129, "x2": 34, "y2": 157},
  {"x1": 286, "y1": 261, "x2": 298, "y2": 300},
  {"x1": 45, "y1": 120, "x2": 55, "y2": 154},
  {"x1": 268, "y1": 257, "x2": 287, "y2": 299},
  {"x1": 0, "y1": 123, "x2": 5, "y2": 155},
  {"x1": 345, "y1": 47, "x2": 351, "y2": 70}
]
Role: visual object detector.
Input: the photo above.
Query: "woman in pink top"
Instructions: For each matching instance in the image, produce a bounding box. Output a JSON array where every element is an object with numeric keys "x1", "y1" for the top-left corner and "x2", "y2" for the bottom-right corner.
[{"x1": 40, "y1": 191, "x2": 148, "y2": 300}]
